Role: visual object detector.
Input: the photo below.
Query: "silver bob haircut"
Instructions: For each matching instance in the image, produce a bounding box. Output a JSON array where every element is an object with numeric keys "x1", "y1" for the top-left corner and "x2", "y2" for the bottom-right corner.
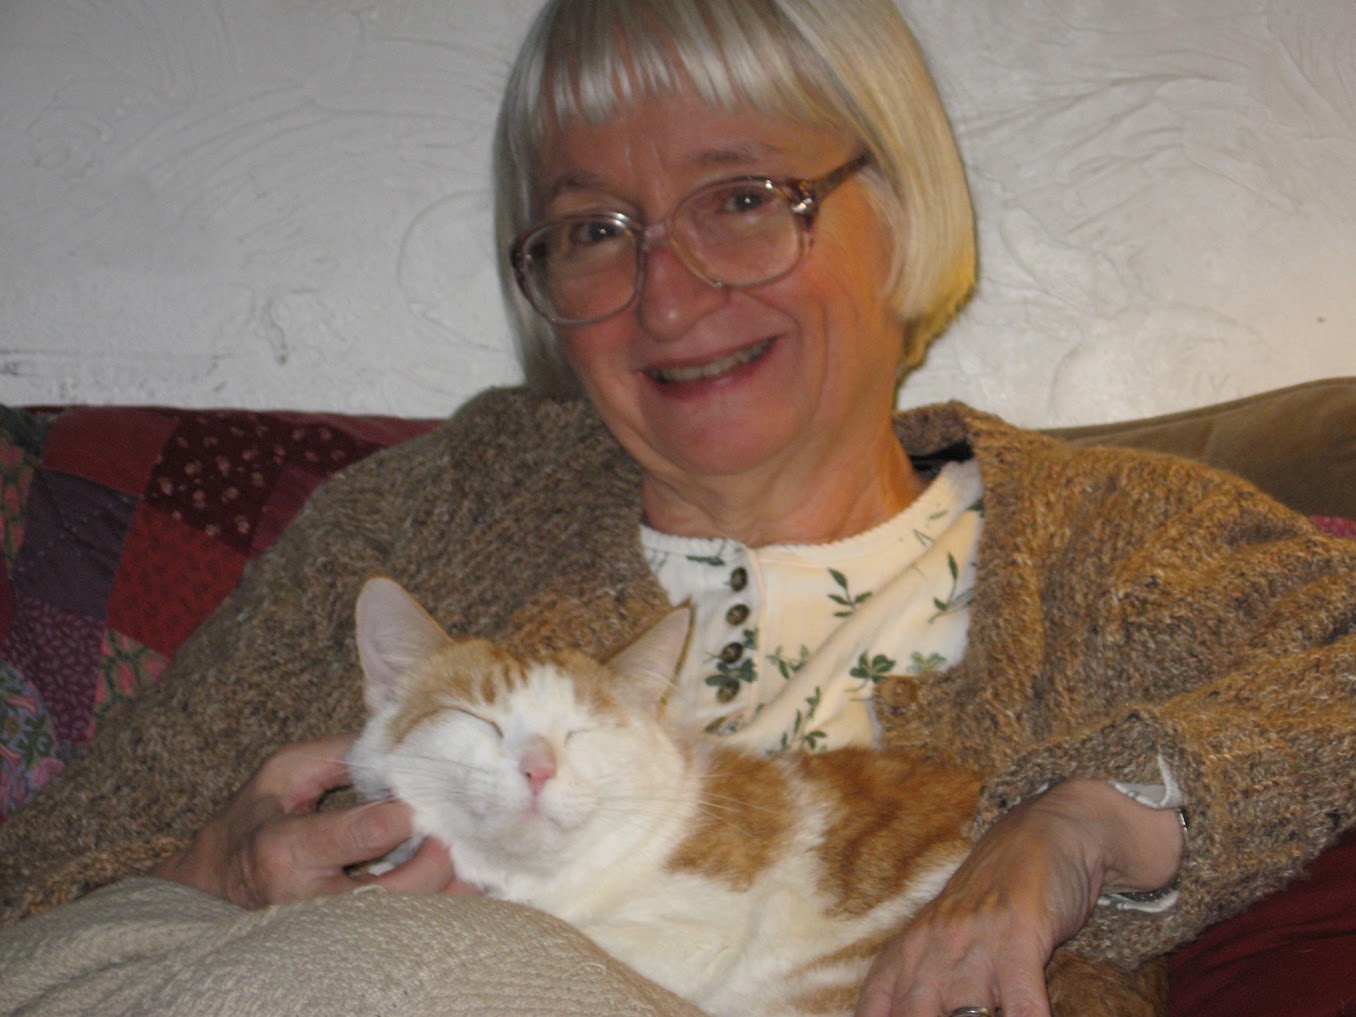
[{"x1": 493, "y1": 0, "x2": 976, "y2": 398}]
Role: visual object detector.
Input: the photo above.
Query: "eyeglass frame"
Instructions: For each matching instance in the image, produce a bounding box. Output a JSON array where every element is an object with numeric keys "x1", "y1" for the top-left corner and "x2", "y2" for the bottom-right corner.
[{"x1": 508, "y1": 152, "x2": 873, "y2": 326}]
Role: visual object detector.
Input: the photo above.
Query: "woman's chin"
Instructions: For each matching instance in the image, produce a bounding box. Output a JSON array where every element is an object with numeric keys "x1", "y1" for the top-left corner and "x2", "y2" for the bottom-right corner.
[{"x1": 591, "y1": 333, "x2": 815, "y2": 484}]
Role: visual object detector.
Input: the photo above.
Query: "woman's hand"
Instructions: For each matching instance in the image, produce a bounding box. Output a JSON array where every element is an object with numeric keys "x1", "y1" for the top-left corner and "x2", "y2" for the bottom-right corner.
[
  {"x1": 153, "y1": 733, "x2": 476, "y2": 908},
  {"x1": 854, "y1": 779, "x2": 1184, "y2": 1017}
]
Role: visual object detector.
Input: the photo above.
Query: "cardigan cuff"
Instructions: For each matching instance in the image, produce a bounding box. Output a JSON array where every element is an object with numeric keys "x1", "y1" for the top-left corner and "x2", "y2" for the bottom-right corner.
[{"x1": 1098, "y1": 752, "x2": 1187, "y2": 913}]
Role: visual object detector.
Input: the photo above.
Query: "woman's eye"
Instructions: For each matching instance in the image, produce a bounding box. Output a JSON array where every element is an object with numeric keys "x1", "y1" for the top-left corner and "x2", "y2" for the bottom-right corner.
[
  {"x1": 566, "y1": 218, "x2": 625, "y2": 248},
  {"x1": 722, "y1": 187, "x2": 770, "y2": 214}
]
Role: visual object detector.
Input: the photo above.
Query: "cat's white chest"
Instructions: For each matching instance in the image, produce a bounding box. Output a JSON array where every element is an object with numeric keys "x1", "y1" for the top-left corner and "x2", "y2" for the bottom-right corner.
[{"x1": 590, "y1": 875, "x2": 811, "y2": 997}]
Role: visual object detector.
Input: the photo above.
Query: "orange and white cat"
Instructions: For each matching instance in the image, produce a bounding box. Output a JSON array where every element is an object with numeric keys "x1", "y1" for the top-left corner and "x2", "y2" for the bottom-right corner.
[{"x1": 346, "y1": 576, "x2": 1157, "y2": 1017}]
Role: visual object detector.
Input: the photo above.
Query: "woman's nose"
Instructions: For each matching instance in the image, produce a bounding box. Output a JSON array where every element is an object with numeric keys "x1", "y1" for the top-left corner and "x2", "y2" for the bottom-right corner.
[{"x1": 635, "y1": 241, "x2": 728, "y2": 341}]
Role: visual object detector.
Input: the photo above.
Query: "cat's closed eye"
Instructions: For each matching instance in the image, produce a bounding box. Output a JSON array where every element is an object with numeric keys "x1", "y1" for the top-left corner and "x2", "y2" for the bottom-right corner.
[{"x1": 450, "y1": 705, "x2": 502, "y2": 737}]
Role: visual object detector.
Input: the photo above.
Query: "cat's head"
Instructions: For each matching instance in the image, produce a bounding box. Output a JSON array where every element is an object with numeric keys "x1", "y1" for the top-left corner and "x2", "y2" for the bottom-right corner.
[{"x1": 348, "y1": 576, "x2": 692, "y2": 878}]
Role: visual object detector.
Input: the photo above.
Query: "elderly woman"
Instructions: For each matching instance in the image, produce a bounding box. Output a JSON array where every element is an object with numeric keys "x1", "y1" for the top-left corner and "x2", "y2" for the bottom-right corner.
[{"x1": 2, "y1": 1, "x2": 1354, "y2": 1016}]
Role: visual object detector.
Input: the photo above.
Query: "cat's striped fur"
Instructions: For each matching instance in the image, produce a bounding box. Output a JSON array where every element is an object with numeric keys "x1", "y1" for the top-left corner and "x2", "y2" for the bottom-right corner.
[{"x1": 346, "y1": 576, "x2": 1158, "y2": 1017}]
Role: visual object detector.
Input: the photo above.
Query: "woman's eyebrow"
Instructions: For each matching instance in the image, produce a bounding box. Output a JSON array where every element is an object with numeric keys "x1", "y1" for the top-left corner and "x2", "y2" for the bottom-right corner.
[
  {"x1": 541, "y1": 171, "x2": 609, "y2": 202},
  {"x1": 692, "y1": 142, "x2": 783, "y2": 167},
  {"x1": 541, "y1": 142, "x2": 790, "y2": 202}
]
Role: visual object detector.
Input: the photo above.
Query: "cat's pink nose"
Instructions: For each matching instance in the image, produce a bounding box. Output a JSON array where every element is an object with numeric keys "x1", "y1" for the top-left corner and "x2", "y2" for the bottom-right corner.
[{"x1": 520, "y1": 736, "x2": 557, "y2": 796}]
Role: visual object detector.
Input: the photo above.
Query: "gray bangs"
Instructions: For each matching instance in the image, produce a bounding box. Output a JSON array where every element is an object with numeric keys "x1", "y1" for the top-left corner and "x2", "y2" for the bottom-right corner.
[{"x1": 530, "y1": 0, "x2": 843, "y2": 155}]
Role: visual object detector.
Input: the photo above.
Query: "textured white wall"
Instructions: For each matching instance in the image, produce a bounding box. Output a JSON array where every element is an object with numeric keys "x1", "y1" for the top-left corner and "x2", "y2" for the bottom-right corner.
[{"x1": 1, "y1": 0, "x2": 1353, "y2": 427}]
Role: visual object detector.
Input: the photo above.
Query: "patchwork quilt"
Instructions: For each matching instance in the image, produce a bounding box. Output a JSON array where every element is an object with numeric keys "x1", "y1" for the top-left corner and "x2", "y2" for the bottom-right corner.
[{"x1": 0, "y1": 405, "x2": 435, "y2": 820}]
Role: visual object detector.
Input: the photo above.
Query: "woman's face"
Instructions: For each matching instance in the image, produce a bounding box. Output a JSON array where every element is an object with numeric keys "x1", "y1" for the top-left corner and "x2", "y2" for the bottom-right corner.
[{"x1": 540, "y1": 90, "x2": 902, "y2": 501}]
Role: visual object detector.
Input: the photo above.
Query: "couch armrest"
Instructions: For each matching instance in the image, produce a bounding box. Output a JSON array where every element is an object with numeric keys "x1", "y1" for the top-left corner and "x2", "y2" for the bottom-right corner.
[{"x1": 1047, "y1": 377, "x2": 1356, "y2": 520}]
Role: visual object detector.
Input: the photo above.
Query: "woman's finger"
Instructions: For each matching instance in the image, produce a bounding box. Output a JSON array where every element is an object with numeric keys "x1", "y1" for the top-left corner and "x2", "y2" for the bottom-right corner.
[
  {"x1": 251, "y1": 733, "x2": 360, "y2": 809},
  {"x1": 856, "y1": 919, "x2": 1016, "y2": 1017},
  {"x1": 991, "y1": 961, "x2": 1052, "y2": 1017}
]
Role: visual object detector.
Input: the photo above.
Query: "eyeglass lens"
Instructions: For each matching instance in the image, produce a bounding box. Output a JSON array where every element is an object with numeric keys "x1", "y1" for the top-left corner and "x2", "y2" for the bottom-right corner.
[{"x1": 520, "y1": 178, "x2": 806, "y2": 325}]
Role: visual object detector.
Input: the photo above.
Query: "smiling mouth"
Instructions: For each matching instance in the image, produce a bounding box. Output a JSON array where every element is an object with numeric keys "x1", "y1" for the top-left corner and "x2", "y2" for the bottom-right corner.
[{"x1": 646, "y1": 338, "x2": 773, "y2": 384}]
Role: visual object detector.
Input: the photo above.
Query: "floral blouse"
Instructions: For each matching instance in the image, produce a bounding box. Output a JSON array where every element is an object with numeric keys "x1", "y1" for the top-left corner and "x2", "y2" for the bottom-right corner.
[
  {"x1": 644, "y1": 455, "x2": 1182, "y2": 912},
  {"x1": 642, "y1": 458, "x2": 983, "y2": 756}
]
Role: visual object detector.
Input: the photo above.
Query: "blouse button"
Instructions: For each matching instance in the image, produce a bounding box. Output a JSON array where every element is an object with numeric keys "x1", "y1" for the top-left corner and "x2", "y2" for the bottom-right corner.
[
  {"x1": 729, "y1": 567, "x2": 748, "y2": 591},
  {"x1": 719, "y1": 642, "x2": 744, "y2": 665},
  {"x1": 725, "y1": 604, "x2": 749, "y2": 626},
  {"x1": 716, "y1": 681, "x2": 741, "y2": 703}
]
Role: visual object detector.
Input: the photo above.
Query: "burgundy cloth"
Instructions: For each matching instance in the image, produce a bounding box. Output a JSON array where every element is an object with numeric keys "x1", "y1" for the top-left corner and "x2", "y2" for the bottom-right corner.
[
  {"x1": 1169, "y1": 826, "x2": 1356, "y2": 1016},
  {"x1": 0, "y1": 405, "x2": 436, "y2": 821}
]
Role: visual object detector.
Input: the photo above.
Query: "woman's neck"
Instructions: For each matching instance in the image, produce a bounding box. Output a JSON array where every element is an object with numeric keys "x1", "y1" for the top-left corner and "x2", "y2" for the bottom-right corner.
[{"x1": 639, "y1": 427, "x2": 926, "y2": 547}]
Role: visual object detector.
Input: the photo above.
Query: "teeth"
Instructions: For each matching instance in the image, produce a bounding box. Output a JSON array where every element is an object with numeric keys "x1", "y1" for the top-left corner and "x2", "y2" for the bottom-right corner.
[{"x1": 649, "y1": 339, "x2": 772, "y2": 384}]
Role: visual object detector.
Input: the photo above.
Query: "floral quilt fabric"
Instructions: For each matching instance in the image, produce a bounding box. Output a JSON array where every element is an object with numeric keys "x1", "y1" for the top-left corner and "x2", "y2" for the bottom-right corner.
[{"x1": 0, "y1": 405, "x2": 434, "y2": 823}]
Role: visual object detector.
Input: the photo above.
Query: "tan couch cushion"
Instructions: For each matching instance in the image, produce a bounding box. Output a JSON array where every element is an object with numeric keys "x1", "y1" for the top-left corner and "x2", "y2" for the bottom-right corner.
[{"x1": 1048, "y1": 377, "x2": 1356, "y2": 520}]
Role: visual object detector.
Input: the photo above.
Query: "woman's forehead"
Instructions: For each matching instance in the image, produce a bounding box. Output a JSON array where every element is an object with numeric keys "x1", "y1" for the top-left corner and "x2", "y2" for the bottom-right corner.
[{"x1": 536, "y1": 93, "x2": 853, "y2": 198}]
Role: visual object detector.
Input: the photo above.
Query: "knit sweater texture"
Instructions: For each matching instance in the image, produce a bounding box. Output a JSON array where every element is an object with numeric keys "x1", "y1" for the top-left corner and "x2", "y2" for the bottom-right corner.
[{"x1": 1, "y1": 388, "x2": 1353, "y2": 967}]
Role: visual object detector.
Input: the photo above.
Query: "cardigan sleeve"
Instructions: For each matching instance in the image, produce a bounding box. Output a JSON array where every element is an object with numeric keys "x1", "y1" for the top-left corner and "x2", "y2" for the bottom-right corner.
[{"x1": 962, "y1": 449, "x2": 1356, "y2": 967}]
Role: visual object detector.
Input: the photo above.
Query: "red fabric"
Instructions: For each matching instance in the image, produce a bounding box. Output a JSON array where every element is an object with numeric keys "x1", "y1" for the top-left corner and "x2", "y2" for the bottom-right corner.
[
  {"x1": 0, "y1": 558, "x2": 12, "y2": 645},
  {"x1": 6, "y1": 595, "x2": 102, "y2": 745},
  {"x1": 269, "y1": 411, "x2": 437, "y2": 450},
  {"x1": 1311, "y1": 515, "x2": 1356, "y2": 541},
  {"x1": 41, "y1": 407, "x2": 177, "y2": 495},
  {"x1": 106, "y1": 506, "x2": 249, "y2": 658},
  {"x1": 1, "y1": 404, "x2": 439, "y2": 825},
  {"x1": 144, "y1": 411, "x2": 313, "y2": 556},
  {"x1": 1169, "y1": 827, "x2": 1356, "y2": 1017}
]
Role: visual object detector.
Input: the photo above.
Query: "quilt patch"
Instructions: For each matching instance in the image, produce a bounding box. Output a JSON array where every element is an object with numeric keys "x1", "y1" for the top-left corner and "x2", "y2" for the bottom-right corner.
[{"x1": 0, "y1": 405, "x2": 436, "y2": 825}]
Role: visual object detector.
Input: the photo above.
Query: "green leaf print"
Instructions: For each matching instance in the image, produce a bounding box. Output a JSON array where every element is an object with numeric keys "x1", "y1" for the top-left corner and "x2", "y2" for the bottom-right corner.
[
  {"x1": 929, "y1": 551, "x2": 974, "y2": 621},
  {"x1": 15, "y1": 719, "x2": 58, "y2": 768},
  {"x1": 776, "y1": 687, "x2": 828, "y2": 753},
  {"x1": 766, "y1": 644, "x2": 810, "y2": 680},
  {"x1": 685, "y1": 539, "x2": 736, "y2": 568},
  {"x1": 850, "y1": 652, "x2": 897, "y2": 684},
  {"x1": 703, "y1": 656, "x2": 755, "y2": 688},
  {"x1": 906, "y1": 651, "x2": 948, "y2": 676},
  {"x1": 828, "y1": 568, "x2": 872, "y2": 617},
  {"x1": 798, "y1": 728, "x2": 828, "y2": 751},
  {"x1": 686, "y1": 553, "x2": 727, "y2": 567}
]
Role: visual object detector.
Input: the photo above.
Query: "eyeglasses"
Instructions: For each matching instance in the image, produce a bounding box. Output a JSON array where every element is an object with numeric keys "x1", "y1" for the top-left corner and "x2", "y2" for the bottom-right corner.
[{"x1": 509, "y1": 153, "x2": 871, "y2": 326}]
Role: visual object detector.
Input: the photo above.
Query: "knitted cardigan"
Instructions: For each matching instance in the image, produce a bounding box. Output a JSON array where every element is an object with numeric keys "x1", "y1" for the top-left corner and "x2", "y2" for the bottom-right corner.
[{"x1": 1, "y1": 388, "x2": 1353, "y2": 968}]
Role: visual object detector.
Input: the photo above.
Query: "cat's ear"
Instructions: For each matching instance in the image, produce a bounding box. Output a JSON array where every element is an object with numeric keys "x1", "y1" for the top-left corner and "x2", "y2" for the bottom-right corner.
[
  {"x1": 355, "y1": 576, "x2": 452, "y2": 710},
  {"x1": 607, "y1": 607, "x2": 690, "y2": 712}
]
